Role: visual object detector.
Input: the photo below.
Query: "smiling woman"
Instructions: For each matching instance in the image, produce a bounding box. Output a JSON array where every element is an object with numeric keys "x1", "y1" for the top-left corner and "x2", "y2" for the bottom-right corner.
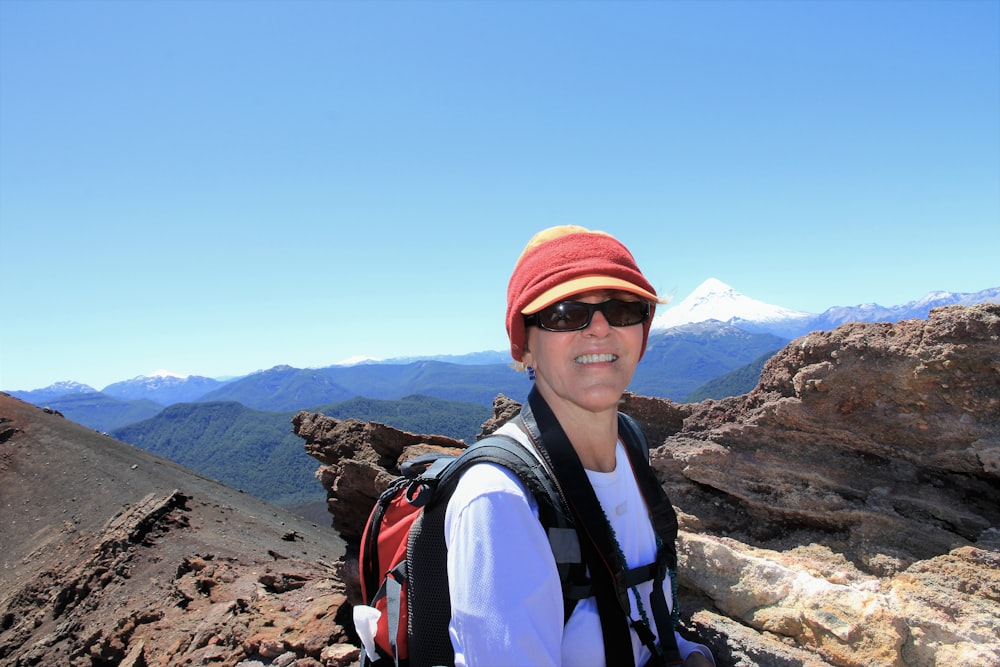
[
  {"x1": 437, "y1": 226, "x2": 715, "y2": 667},
  {"x1": 520, "y1": 289, "x2": 648, "y2": 456}
]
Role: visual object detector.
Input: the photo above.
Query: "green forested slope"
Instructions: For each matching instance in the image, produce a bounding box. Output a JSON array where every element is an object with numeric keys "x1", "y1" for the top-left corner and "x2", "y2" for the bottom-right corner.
[{"x1": 111, "y1": 395, "x2": 491, "y2": 505}]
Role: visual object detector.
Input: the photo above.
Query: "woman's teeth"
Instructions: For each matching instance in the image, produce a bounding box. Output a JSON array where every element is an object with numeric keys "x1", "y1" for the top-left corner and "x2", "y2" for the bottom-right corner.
[{"x1": 575, "y1": 354, "x2": 617, "y2": 364}]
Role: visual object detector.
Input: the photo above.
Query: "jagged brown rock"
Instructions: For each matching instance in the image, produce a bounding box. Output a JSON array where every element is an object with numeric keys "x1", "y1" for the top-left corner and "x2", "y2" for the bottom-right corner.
[
  {"x1": 0, "y1": 395, "x2": 356, "y2": 667},
  {"x1": 295, "y1": 304, "x2": 1000, "y2": 666},
  {"x1": 656, "y1": 303, "x2": 999, "y2": 566},
  {"x1": 291, "y1": 412, "x2": 466, "y2": 545}
]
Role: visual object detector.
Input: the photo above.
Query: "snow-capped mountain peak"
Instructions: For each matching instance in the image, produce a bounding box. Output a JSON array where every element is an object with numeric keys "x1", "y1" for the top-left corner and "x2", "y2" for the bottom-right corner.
[
  {"x1": 652, "y1": 278, "x2": 811, "y2": 332},
  {"x1": 100, "y1": 372, "x2": 228, "y2": 405},
  {"x1": 9, "y1": 380, "x2": 98, "y2": 400},
  {"x1": 47, "y1": 380, "x2": 97, "y2": 394},
  {"x1": 146, "y1": 369, "x2": 188, "y2": 380},
  {"x1": 107, "y1": 371, "x2": 190, "y2": 392},
  {"x1": 334, "y1": 355, "x2": 382, "y2": 366}
]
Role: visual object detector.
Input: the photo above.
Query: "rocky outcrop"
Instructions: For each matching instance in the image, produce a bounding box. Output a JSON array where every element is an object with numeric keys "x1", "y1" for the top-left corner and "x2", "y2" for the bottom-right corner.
[
  {"x1": 295, "y1": 304, "x2": 1000, "y2": 666},
  {"x1": 0, "y1": 394, "x2": 357, "y2": 667},
  {"x1": 650, "y1": 303, "x2": 1000, "y2": 665},
  {"x1": 658, "y1": 303, "x2": 999, "y2": 560},
  {"x1": 292, "y1": 414, "x2": 466, "y2": 546}
]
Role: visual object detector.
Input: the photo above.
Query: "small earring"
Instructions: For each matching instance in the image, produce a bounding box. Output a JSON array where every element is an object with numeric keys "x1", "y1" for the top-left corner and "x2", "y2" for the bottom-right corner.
[{"x1": 526, "y1": 365, "x2": 536, "y2": 381}]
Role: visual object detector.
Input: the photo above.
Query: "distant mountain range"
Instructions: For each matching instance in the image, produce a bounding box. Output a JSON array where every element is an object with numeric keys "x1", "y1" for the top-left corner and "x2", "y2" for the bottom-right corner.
[
  {"x1": 7, "y1": 280, "x2": 995, "y2": 508},
  {"x1": 10, "y1": 281, "x2": 997, "y2": 413},
  {"x1": 9, "y1": 323, "x2": 784, "y2": 432},
  {"x1": 103, "y1": 372, "x2": 230, "y2": 405},
  {"x1": 653, "y1": 278, "x2": 813, "y2": 338},
  {"x1": 652, "y1": 279, "x2": 1000, "y2": 339}
]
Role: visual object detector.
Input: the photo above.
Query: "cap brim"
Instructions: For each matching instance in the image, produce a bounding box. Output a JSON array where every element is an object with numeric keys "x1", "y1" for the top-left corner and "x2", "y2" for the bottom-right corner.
[{"x1": 521, "y1": 276, "x2": 659, "y2": 314}]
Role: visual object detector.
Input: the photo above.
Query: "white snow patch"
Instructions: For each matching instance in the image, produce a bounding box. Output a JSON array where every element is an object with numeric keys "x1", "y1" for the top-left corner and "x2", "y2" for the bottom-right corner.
[
  {"x1": 147, "y1": 369, "x2": 188, "y2": 379},
  {"x1": 652, "y1": 278, "x2": 812, "y2": 330},
  {"x1": 334, "y1": 355, "x2": 382, "y2": 366}
]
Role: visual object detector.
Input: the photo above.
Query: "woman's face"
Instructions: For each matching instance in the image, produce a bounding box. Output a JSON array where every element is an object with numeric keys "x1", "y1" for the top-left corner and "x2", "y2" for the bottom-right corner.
[{"x1": 522, "y1": 290, "x2": 645, "y2": 416}]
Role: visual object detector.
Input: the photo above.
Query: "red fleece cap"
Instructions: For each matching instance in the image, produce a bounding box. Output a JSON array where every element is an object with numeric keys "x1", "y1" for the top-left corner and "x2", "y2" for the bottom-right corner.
[{"x1": 506, "y1": 226, "x2": 659, "y2": 362}]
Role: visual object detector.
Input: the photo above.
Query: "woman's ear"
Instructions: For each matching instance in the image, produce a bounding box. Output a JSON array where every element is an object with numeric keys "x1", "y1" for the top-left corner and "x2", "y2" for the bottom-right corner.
[{"x1": 520, "y1": 334, "x2": 533, "y2": 367}]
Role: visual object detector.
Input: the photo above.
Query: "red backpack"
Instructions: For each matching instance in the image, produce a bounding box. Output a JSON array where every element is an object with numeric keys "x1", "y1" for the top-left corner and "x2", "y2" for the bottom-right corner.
[{"x1": 357, "y1": 434, "x2": 569, "y2": 666}]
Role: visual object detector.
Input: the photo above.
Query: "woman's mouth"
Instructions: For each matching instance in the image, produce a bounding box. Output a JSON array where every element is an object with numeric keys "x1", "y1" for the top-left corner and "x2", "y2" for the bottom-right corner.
[{"x1": 575, "y1": 353, "x2": 618, "y2": 365}]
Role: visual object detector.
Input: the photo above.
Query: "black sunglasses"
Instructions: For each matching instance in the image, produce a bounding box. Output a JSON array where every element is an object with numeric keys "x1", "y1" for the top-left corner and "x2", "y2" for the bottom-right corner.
[{"x1": 524, "y1": 299, "x2": 650, "y2": 332}]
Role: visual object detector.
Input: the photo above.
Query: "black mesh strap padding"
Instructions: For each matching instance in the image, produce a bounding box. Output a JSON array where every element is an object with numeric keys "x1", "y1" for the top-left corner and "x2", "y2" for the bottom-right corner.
[{"x1": 406, "y1": 501, "x2": 451, "y2": 667}]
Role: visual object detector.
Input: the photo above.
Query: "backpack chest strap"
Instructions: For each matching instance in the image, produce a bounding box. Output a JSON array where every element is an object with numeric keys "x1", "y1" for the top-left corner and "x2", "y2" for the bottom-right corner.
[{"x1": 521, "y1": 388, "x2": 682, "y2": 666}]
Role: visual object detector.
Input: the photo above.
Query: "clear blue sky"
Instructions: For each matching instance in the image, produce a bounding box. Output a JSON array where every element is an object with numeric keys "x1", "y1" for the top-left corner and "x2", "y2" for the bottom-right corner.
[{"x1": 2, "y1": 0, "x2": 998, "y2": 391}]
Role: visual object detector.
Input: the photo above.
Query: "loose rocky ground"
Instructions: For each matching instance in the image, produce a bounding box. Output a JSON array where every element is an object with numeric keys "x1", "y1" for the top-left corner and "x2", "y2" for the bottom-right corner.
[{"x1": 0, "y1": 394, "x2": 356, "y2": 667}]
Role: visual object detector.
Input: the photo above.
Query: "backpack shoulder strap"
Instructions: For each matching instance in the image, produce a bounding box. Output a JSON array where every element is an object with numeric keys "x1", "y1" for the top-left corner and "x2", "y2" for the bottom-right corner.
[
  {"x1": 457, "y1": 432, "x2": 587, "y2": 606},
  {"x1": 449, "y1": 433, "x2": 572, "y2": 530},
  {"x1": 520, "y1": 388, "x2": 687, "y2": 666},
  {"x1": 405, "y1": 432, "x2": 575, "y2": 667},
  {"x1": 618, "y1": 411, "x2": 682, "y2": 665},
  {"x1": 521, "y1": 390, "x2": 641, "y2": 666},
  {"x1": 617, "y1": 413, "x2": 677, "y2": 559}
]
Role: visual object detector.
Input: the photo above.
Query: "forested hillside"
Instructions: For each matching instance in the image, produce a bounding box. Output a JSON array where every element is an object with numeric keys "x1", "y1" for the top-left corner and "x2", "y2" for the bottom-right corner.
[{"x1": 111, "y1": 395, "x2": 491, "y2": 505}]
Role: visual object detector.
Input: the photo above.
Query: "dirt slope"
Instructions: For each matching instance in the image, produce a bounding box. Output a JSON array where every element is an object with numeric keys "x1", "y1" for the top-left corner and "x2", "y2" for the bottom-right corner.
[{"x1": 0, "y1": 393, "x2": 355, "y2": 667}]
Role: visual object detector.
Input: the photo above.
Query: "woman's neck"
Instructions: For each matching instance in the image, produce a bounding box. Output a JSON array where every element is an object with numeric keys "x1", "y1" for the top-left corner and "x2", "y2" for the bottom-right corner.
[{"x1": 548, "y1": 401, "x2": 620, "y2": 473}]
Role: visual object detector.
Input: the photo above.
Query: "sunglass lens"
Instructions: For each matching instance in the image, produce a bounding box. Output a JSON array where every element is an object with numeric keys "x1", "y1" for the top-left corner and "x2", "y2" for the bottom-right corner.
[
  {"x1": 605, "y1": 300, "x2": 648, "y2": 326},
  {"x1": 542, "y1": 302, "x2": 591, "y2": 330}
]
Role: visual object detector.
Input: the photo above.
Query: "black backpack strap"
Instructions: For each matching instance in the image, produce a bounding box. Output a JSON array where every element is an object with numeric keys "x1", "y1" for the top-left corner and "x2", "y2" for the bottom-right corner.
[
  {"x1": 618, "y1": 413, "x2": 678, "y2": 560},
  {"x1": 450, "y1": 434, "x2": 569, "y2": 527},
  {"x1": 405, "y1": 431, "x2": 576, "y2": 667},
  {"x1": 618, "y1": 413, "x2": 682, "y2": 665},
  {"x1": 471, "y1": 432, "x2": 593, "y2": 623},
  {"x1": 522, "y1": 388, "x2": 686, "y2": 667},
  {"x1": 522, "y1": 388, "x2": 640, "y2": 667}
]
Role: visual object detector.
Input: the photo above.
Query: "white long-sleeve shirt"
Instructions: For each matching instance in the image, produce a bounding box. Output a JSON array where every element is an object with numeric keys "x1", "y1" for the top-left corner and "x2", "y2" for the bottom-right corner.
[{"x1": 445, "y1": 424, "x2": 715, "y2": 667}]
